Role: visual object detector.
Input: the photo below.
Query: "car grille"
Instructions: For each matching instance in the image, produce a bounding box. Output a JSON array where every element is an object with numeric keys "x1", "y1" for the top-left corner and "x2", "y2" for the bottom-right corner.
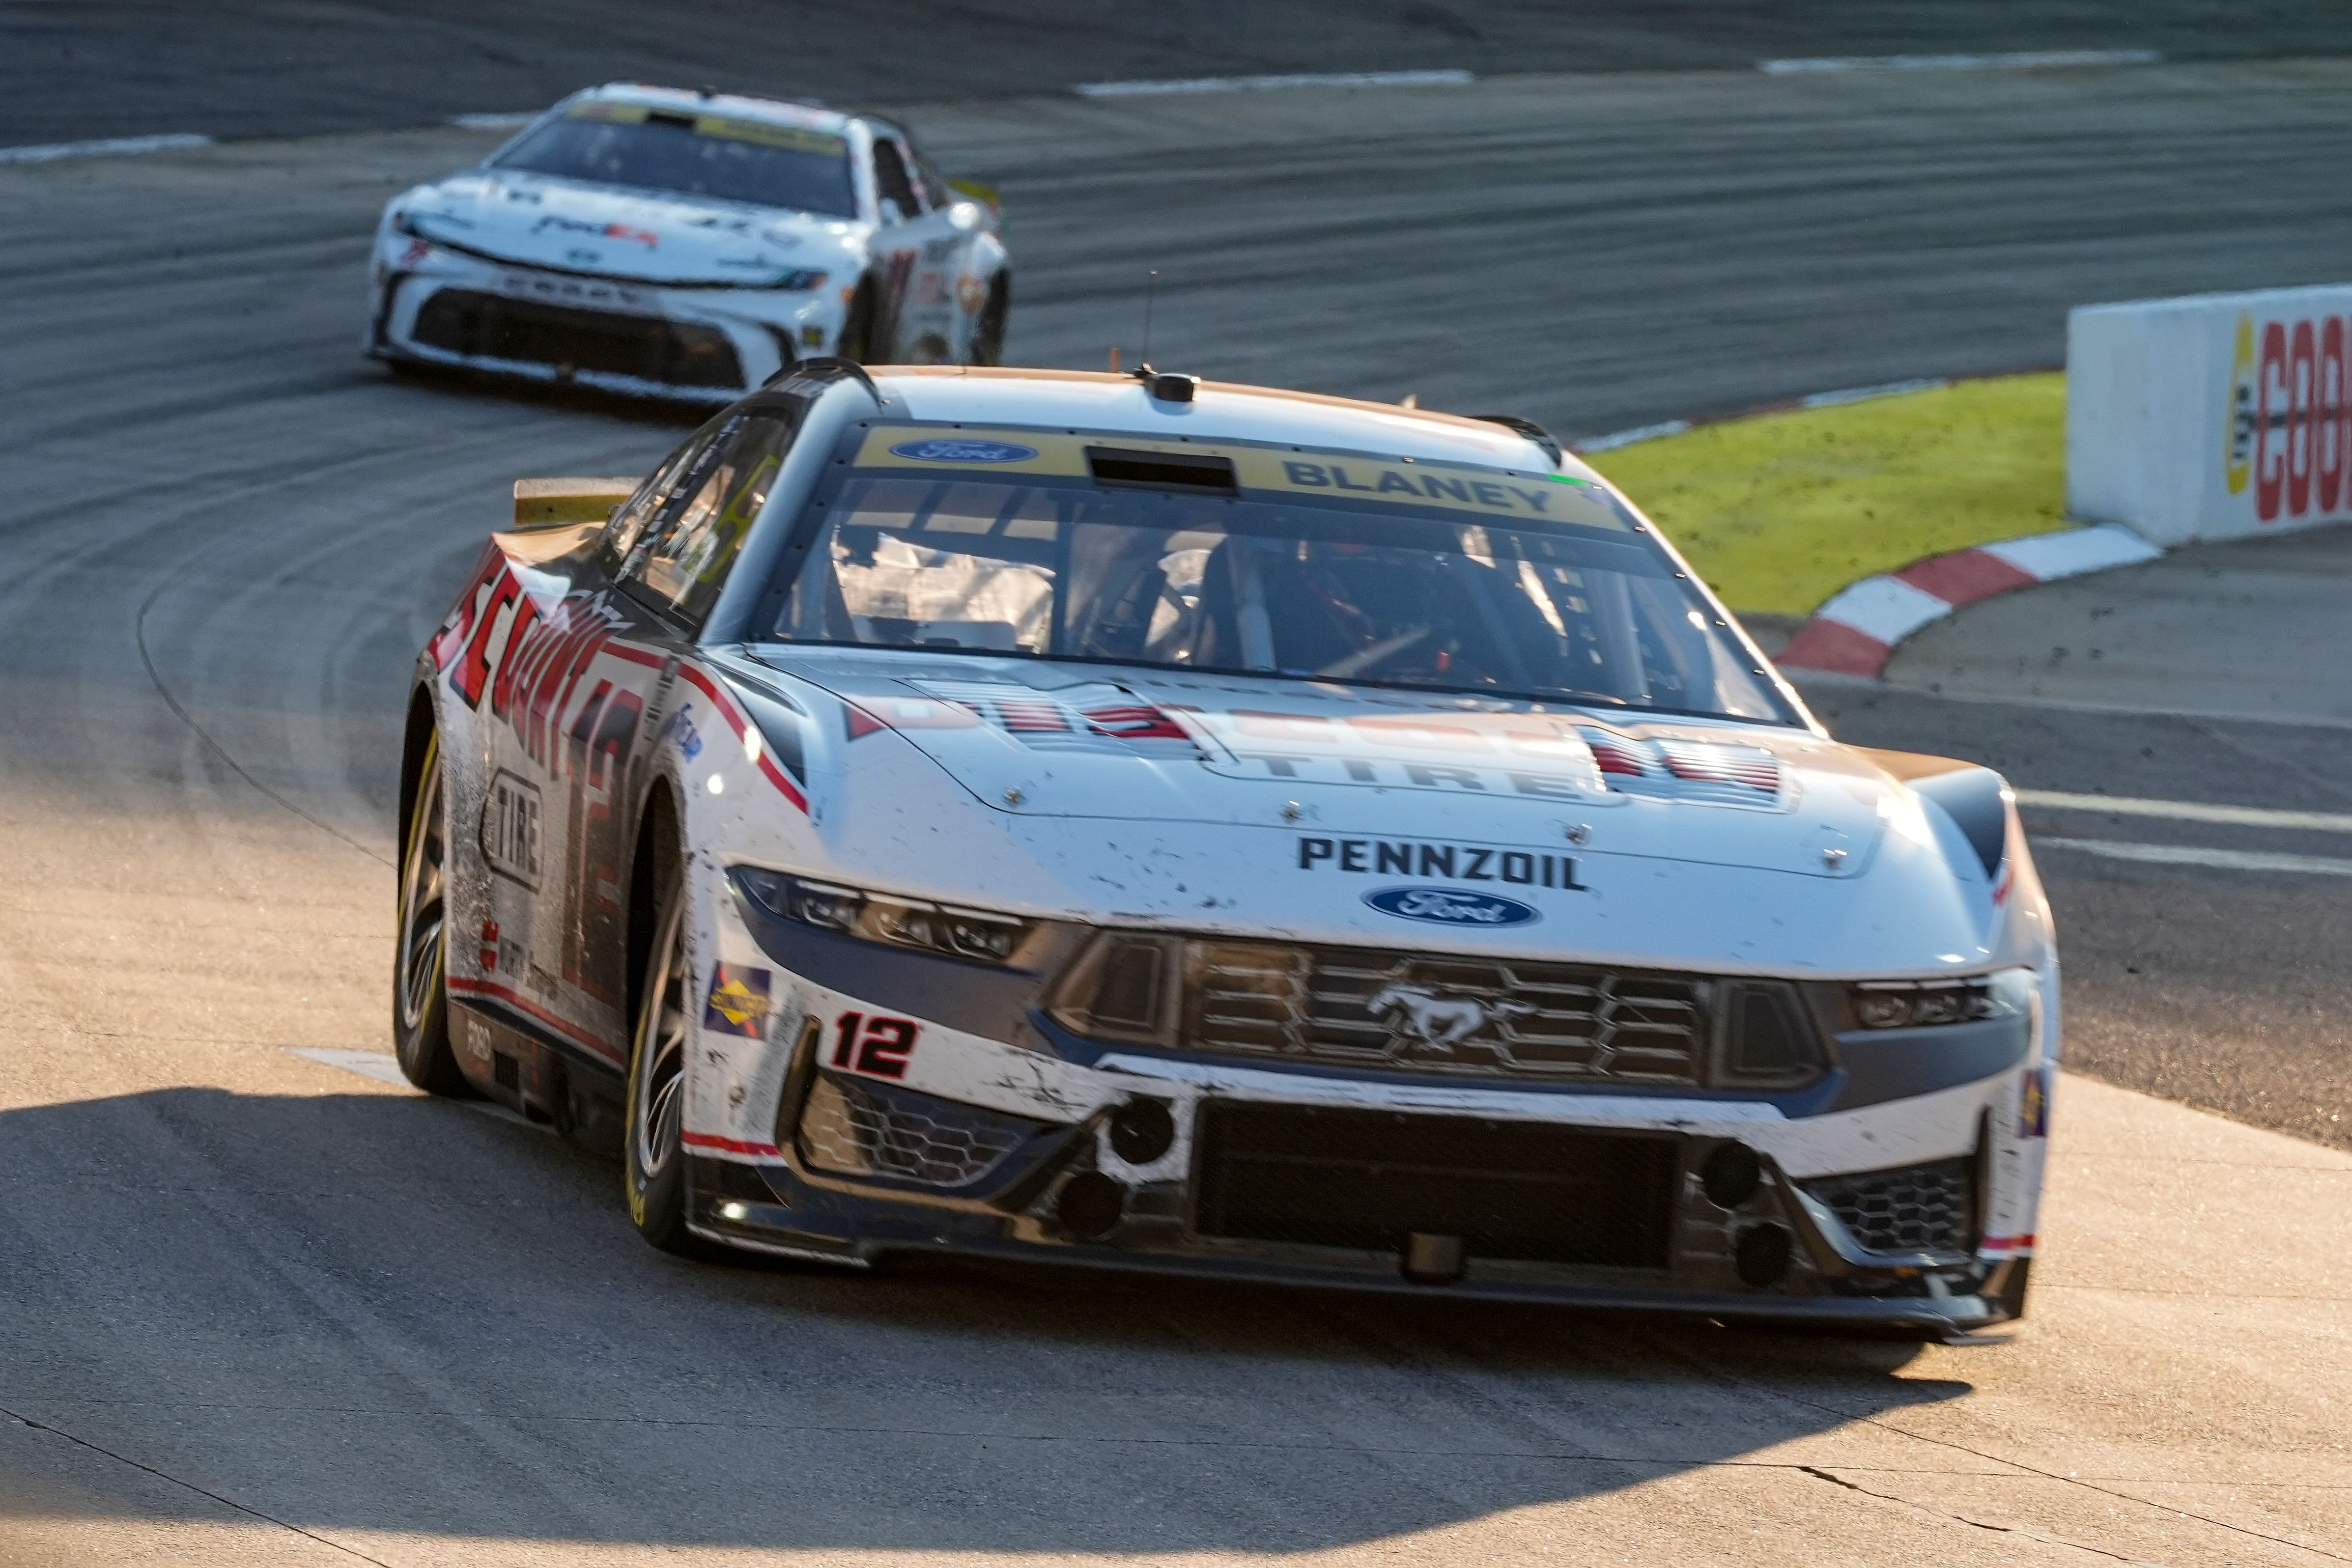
[
  {"x1": 1804, "y1": 1157, "x2": 1975, "y2": 1254},
  {"x1": 411, "y1": 287, "x2": 743, "y2": 389},
  {"x1": 1185, "y1": 939, "x2": 1707, "y2": 1085},
  {"x1": 795, "y1": 1071, "x2": 1045, "y2": 1188},
  {"x1": 1192, "y1": 1100, "x2": 1678, "y2": 1268}
]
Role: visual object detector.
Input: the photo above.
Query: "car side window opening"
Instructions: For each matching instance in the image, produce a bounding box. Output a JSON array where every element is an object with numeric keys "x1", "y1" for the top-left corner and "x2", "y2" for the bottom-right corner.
[
  {"x1": 618, "y1": 413, "x2": 799, "y2": 626},
  {"x1": 907, "y1": 147, "x2": 954, "y2": 212},
  {"x1": 869, "y1": 137, "x2": 922, "y2": 221},
  {"x1": 769, "y1": 461, "x2": 1793, "y2": 723},
  {"x1": 599, "y1": 428, "x2": 721, "y2": 574}
]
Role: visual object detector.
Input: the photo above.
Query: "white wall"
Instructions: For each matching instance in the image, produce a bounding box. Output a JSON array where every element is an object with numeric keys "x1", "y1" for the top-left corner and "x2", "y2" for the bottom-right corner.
[{"x1": 2068, "y1": 283, "x2": 2352, "y2": 546}]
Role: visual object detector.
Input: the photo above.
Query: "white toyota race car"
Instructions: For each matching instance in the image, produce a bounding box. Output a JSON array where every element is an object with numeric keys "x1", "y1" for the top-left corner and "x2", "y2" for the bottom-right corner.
[
  {"x1": 395, "y1": 361, "x2": 2054, "y2": 1334},
  {"x1": 366, "y1": 85, "x2": 1007, "y2": 398}
]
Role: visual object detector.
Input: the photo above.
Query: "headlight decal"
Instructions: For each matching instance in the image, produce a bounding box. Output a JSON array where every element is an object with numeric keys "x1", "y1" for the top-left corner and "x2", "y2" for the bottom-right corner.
[{"x1": 735, "y1": 868, "x2": 1035, "y2": 965}]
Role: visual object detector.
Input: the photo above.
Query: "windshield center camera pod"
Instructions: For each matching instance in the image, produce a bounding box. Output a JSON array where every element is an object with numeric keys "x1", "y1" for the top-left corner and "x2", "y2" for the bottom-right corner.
[{"x1": 1130, "y1": 363, "x2": 1198, "y2": 403}]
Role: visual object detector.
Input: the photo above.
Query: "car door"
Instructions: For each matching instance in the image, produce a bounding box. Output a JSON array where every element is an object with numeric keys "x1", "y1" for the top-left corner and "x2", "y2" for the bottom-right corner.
[
  {"x1": 458, "y1": 410, "x2": 795, "y2": 1081},
  {"x1": 581, "y1": 408, "x2": 802, "y2": 981},
  {"x1": 864, "y1": 128, "x2": 974, "y2": 364}
]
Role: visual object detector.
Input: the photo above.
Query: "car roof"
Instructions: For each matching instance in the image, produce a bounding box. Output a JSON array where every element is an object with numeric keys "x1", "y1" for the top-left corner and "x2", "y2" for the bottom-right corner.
[
  {"x1": 864, "y1": 367, "x2": 1594, "y2": 481},
  {"x1": 580, "y1": 83, "x2": 856, "y2": 139}
]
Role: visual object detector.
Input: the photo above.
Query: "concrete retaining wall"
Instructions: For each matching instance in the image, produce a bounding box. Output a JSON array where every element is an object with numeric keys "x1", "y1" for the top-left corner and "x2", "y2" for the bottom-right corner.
[{"x1": 2068, "y1": 283, "x2": 2352, "y2": 545}]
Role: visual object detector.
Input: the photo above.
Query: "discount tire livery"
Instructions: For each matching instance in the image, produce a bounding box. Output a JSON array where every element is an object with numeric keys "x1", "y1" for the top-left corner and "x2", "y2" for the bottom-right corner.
[{"x1": 395, "y1": 361, "x2": 2057, "y2": 1333}]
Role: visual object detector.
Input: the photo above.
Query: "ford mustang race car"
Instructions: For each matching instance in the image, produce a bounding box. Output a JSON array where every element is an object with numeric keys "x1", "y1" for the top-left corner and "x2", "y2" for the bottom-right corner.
[
  {"x1": 366, "y1": 85, "x2": 1007, "y2": 398},
  {"x1": 394, "y1": 361, "x2": 2055, "y2": 1334}
]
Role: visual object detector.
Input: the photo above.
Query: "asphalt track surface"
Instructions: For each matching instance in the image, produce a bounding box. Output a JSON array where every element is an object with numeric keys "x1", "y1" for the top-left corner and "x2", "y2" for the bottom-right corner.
[
  {"x1": 11, "y1": 0, "x2": 2352, "y2": 147},
  {"x1": 3, "y1": 55, "x2": 2352, "y2": 1568}
]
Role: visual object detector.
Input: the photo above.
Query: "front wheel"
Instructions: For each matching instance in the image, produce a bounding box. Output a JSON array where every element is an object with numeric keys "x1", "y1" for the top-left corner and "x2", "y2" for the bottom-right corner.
[
  {"x1": 836, "y1": 279, "x2": 877, "y2": 365},
  {"x1": 623, "y1": 870, "x2": 700, "y2": 1254},
  {"x1": 393, "y1": 731, "x2": 474, "y2": 1096},
  {"x1": 968, "y1": 272, "x2": 1009, "y2": 367}
]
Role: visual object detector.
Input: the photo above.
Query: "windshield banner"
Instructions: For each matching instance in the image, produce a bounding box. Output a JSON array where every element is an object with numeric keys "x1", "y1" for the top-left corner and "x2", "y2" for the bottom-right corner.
[{"x1": 851, "y1": 425, "x2": 1627, "y2": 530}]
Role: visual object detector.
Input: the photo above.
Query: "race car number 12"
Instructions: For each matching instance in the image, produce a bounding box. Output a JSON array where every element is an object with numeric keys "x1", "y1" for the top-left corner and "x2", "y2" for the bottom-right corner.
[{"x1": 831, "y1": 1011, "x2": 918, "y2": 1079}]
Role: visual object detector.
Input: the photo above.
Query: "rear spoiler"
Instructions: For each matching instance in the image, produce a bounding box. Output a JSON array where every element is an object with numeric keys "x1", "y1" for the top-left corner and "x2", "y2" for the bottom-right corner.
[
  {"x1": 947, "y1": 176, "x2": 1002, "y2": 221},
  {"x1": 512, "y1": 476, "x2": 638, "y2": 530}
]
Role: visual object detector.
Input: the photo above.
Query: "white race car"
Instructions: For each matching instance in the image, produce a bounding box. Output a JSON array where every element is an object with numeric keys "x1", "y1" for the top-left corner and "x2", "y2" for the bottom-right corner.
[
  {"x1": 366, "y1": 85, "x2": 1008, "y2": 398},
  {"x1": 395, "y1": 362, "x2": 2054, "y2": 1334}
]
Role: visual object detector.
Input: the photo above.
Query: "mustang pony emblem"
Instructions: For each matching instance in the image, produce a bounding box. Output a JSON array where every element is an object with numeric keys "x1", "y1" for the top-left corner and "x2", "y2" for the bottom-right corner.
[{"x1": 1367, "y1": 984, "x2": 1535, "y2": 1053}]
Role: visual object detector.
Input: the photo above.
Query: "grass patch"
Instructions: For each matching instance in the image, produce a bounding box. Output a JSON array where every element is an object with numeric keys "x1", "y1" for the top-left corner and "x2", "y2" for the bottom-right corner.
[{"x1": 1586, "y1": 372, "x2": 2067, "y2": 617}]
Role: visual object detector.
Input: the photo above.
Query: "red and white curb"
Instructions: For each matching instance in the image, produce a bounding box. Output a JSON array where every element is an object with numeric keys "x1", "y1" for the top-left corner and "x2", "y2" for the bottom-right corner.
[
  {"x1": 1775, "y1": 524, "x2": 2161, "y2": 677},
  {"x1": 1569, "y1": 372, "x2": 2159, "y2": 681}
]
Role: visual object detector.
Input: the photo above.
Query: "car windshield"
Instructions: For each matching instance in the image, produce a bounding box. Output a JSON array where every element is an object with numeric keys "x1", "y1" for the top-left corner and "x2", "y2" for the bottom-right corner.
[
  {"x1": 766, "y1": 427, "x2": 1795, "y2": 724},
  {"x1": 493, "y1": 103, "x2": 858, "y2": 218}
]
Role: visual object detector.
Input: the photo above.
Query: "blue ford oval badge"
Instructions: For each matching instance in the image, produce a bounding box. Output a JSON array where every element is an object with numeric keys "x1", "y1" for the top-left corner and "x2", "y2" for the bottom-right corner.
[
  {"x1": 1364, "y1": 887, "x2": 1540, "y2": 927},
  {"x1": 889, "y1": 438, "x2": 1038, "y2": 464}
]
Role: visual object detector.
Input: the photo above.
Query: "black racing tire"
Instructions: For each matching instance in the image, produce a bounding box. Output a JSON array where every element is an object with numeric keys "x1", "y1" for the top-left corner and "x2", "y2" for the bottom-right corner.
[
  {"x1": 392, "y1": 731, "x2": 475, "y2": 1096},
  {"x1": 968, "y1": 272, "x2": 1009, "y2": 367},
  {"x1": 837, "y1": 279, "x2": 877, "y2": 365},
  {"x1": 623, "y1": 863, "x2": 703, "y2": 1255}
]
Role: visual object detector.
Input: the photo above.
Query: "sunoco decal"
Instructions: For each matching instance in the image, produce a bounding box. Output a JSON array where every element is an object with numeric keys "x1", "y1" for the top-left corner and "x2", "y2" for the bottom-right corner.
[
  {"x1": 1363, "y1": 887, "x2": 1541, "y2": 927},
  {"x1": 2234, "y1": 310, "x2": 2352, "y2": 524},
  {"x1": 2226, "y1": 311, "x2": 2255, "y2": 497},
  {"x1": 703, "y1": 965, "x2": 773, "y2": 1037}
]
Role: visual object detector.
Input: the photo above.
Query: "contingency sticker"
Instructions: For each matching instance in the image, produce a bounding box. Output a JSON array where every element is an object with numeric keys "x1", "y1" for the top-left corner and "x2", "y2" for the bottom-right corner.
[
  {"x1": 2017, "y1": 1064, "x2": 2051, "y2": 1138},
  {"x1": 703, "y1": 964, "x2": 774, "y2": 1037}
]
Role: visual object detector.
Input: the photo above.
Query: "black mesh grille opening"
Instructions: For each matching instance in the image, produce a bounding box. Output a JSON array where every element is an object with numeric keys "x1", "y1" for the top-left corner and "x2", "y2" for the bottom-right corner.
[
  {"x1": 795, "y1": 1071, "x2": 1049, "y2": 1189},
  {"x1": 411, "y1": 288, "x2": 743, "y2": 389},
  {"x1": 1193, "y1": 1100, "x2": 1677, "y2": 1269},
  {"x1": 1804, "y1": 1156, "x2": 1975, "y2": 1254}
]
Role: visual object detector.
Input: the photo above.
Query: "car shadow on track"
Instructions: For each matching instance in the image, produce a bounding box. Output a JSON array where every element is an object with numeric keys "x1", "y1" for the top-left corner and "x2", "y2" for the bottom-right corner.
[{"x1": 0, "y1": 1085, "x2": 1975, "y2": 1554}]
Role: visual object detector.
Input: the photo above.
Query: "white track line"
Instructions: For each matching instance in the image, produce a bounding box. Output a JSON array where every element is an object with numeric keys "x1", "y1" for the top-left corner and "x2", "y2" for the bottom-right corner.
[
  {"x1": 2016, "y1": 790, "x2": 2352, "y2": 835},
  {"x1": 1759, "y1": 49, "x2": 2160, "y2": 76},
  {"x1": 1074, "y1": 69, "x2": 1472, "y2": 99},
  {"x1": 285, "y1": 1048, "x2": 554, "y2": 1132},
  {"x1": 1575, "y1": 419, "x2": 1691, "y2": 453},
  {"x1": 288, "y1": 1047, "x2": 411, "y2": 1086},
  {"x1": 1576, "y1": 378, "x2": 1956, "y2": 454},
  {"x1": 0, "y1": 133, "x2": 212, "y2": 165},
  {"x1": 2033, "y1": 838, "x2": 2352, "y2": 877},
  {"x1": 1800, "y1": 377, "x2": 1945, "y2": 408}
]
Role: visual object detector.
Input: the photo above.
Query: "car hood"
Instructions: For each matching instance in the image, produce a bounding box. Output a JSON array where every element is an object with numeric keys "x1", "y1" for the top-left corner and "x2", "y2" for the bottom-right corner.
[
  {"x1": 740, "y1": 647, "x2": 1898, "y2": 882},
  {"x1": 398, "y1": 171, "x2": 856, "y2": 285}
]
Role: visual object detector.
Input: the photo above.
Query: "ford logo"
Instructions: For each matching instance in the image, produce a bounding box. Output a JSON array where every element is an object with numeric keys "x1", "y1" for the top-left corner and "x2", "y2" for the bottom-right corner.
[
  {"x1": 890, "y1": 438, "x2": 1038, "y2": 464},
  {"x1": 1364, "y1": 887, "x2": 1540, "y2": 927}
]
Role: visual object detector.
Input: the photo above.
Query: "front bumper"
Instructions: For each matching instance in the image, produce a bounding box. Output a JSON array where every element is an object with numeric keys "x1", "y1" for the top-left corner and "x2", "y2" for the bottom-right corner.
[
  {"x1": 687, "y1": 1055, "x2": 2032, "y2": 1336},
  {"x1": 366, "y1": 241, "x2": 837, "y2": 400},
  {"x1": 688, "y1": 872, "x2": 2043, "y2": 1336}
]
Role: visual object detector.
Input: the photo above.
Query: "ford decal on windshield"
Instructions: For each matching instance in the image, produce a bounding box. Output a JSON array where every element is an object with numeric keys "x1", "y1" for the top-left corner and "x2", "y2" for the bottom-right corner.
[{"x1": 889, "y1": 438, "x2": 1039, "y2": 464}]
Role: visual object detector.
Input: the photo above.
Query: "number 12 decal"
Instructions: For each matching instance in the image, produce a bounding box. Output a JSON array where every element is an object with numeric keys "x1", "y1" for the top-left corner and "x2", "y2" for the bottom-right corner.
[{"x1": 832, "y1": 1011, "x2": 919, "y2": 1079}]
